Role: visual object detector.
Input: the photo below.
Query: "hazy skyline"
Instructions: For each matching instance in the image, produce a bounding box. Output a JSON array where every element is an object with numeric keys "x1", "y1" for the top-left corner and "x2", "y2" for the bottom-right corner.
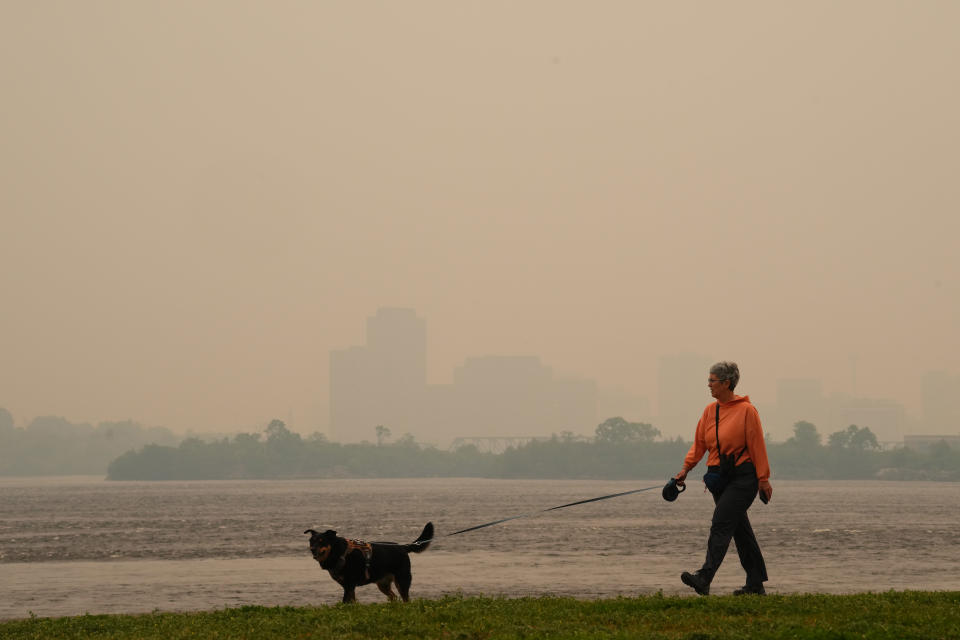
[{"x1": 2, "y1": 2, "x2": 957, "y2": 435}]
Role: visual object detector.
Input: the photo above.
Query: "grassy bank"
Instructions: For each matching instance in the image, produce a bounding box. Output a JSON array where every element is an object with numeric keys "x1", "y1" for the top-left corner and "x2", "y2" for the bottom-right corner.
[{"x1": 2, "y1": 592, "x2": 958, "y2": 640}]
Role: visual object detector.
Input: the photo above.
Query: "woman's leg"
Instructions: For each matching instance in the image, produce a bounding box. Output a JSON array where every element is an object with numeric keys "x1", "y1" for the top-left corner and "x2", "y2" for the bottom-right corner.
[
  {"x1": 732, "y1": 511, "x2": 767, "y2": 585},
  {"x1": 699, "y1": 472, "x2": 757, "y2": 581}
]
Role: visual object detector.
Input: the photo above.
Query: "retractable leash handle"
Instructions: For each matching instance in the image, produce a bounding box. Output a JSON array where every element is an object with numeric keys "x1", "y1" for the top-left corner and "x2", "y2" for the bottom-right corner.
[{"x1": 662, "y1": 477, "x2": 686, "y2": 502}]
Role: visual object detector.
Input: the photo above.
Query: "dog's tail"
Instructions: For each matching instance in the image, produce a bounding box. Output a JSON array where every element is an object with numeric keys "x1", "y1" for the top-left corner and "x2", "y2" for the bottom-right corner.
[{"x1": 405, "y1": 522, "x2": 433, "y2": 553}]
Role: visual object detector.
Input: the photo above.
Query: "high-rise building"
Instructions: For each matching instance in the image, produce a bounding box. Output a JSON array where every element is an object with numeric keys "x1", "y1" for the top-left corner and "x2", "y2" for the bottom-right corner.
[
  {"x1": 365, "y1": 306, "x2": 427, "y2": 395},
  {"x1": 329, "y1": 308, "x2": 427, "y2": 441},
  {"x1": 444, "y1": 355, "x2": 597, "y2": 439},
  {"x1": 330, "y1": 309, "x2": 599, "y2": 444},
  {"x1": 830, "y1": 399, "x2": 905, "y2": 445}
]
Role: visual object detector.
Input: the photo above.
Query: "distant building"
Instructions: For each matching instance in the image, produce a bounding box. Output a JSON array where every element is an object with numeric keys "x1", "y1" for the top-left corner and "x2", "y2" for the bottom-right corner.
[
  {"x1": 903, "y1": 434, "x2": 960, "y2": 452},
  {"x1": 824, "y1": 393, "x2": 907, "y2": 444},
  {"x1": 442, "y1": 355, "x2": 597, "y2": 440},
  {"x1": 834, "y1": 405, "x2": 904, "y2": 444},
  {"x1": 329, "y1": 308, "x2": 427, "y2": 441},
  {"x1": 921, "y1": 370, "x2": 960, "y2": 433},
  {"x1": 330, "y1": 309, "x2": 598, "y2": 445},
  {"x1": 767, "y1": 380, "x2": 908, "y2": 444}
]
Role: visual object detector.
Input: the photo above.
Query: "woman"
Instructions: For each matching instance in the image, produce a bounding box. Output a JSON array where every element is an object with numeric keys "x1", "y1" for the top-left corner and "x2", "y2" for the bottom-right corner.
[{"x1": 674, "y1": 361, "x2": 772, "y2": 596}]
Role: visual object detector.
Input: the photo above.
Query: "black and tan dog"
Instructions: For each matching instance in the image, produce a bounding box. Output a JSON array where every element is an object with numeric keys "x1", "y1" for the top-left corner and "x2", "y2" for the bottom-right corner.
[{"x1": 304, "y1": 522, "x2": 433, "y2": 603}]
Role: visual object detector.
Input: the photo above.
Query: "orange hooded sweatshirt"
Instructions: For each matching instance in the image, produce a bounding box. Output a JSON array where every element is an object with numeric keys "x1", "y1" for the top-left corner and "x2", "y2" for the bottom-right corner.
[{"x1": 682, "y1": 395, "x2": 771, "y2": 483}]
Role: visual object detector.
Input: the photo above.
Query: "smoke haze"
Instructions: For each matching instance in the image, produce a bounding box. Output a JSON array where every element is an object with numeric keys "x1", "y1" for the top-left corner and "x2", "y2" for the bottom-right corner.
[{"x1": 2, "y1": 2, "x2": 957, "y2": 438}]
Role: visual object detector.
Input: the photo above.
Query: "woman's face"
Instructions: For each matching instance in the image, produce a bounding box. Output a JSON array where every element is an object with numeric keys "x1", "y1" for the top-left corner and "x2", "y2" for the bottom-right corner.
[{"x1": 708, "y1": 374, "x2": 728, "y2": 399}]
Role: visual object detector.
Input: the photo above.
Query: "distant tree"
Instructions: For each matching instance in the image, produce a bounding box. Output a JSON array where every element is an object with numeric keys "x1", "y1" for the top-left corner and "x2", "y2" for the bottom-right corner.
[
  {"x1": 848, "y1": 425, "x2": 880, "y2": 451},
  {"x1": 828, "y1": 428, "x2": 849, "y2": 449},
  {"x1": 375, "y1": 425, "x2": 392, "y2": 446},
  {"x1": 787, "y1": 421, "x2": 821, "y2": 449},
  {"x1": 232, "y1": 430, "x2": 262, "y2": 456},
  {"x1": 263, "y1": 419, "x2": 300, "y2": 448},
  {"x1": 234, "y1": 432, "x2": 262, "y2": 445},
  {"x1": 394, "y1": 433, "x2": 417, "y2": 448},
  {"x1": 0, "y1": 408, "x2": 14, "y2": 435},
  {"x1": 27, "y1": 415, "x2": 92, "y2": 438},
  {"x1": 265, "y1": 419, "x2": 290, "y2": 441},
  {"x1": 108, "y1": 444, "x2": 179, "y2": 480},
  {"x1": 828, "y1": 424, "x2": 879, "y2": 451},
  {"x1": 263, "y1": 419, "x2": 302, "y2": 471},
  {"x1": 927, "y1": 439, "x2": 960, "y2": 471},
  {"x1": 594, "y1": 417, "x2": 660, "y2": 444}
]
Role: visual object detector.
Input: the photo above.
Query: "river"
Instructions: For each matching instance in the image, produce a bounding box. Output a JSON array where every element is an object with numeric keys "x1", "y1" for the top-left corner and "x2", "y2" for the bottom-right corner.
[{"x1": 1, "y1": 476, "x2": 957, "y2": 619}]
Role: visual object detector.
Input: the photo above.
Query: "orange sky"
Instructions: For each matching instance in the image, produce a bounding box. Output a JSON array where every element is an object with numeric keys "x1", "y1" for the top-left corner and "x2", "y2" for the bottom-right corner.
[{"x1": 2, "y1": 2, "x2": 957, "y2": 435}]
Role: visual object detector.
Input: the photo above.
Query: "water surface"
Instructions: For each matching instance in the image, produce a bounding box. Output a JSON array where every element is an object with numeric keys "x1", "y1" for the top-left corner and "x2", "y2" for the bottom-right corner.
[{"x1": 1, "y1": 476, "x2": 957, "y2": 619}]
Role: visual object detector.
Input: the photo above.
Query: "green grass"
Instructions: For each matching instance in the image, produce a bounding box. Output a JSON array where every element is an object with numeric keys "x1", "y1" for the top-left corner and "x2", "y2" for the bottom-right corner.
[{"x1": 2, "y1": 592, "x2": 959, "y2": 640}]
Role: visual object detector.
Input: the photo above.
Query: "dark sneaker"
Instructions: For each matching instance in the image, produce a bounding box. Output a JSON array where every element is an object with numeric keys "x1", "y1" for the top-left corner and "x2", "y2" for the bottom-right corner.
[
  {"x1": 733, "y1": 584, "x2": 766, "y2": 596},
  {"x1": 681, "y1": 571, "x2": 710, "y2": 595}
]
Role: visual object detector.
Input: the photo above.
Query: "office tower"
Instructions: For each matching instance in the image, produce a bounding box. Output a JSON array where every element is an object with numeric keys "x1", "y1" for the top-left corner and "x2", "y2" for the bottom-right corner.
[{"x1": 330, "y1": 308, "x2": 427, "y2": 440}]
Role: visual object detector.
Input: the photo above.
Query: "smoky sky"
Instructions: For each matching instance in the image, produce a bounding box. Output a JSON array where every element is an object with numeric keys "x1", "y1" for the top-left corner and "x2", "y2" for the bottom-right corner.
[{"x1": 2, "y1": 2, "x2": 957, "y2": 434}]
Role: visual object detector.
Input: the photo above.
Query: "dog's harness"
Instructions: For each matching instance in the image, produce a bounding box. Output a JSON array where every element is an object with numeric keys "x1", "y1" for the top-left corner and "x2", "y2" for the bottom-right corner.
[
  {"x1": 347, "y1": 539, "x2": 373, "y2": 568},
  {"x1": 329, "y1": 539, "x2": 374, "y2": 583}
]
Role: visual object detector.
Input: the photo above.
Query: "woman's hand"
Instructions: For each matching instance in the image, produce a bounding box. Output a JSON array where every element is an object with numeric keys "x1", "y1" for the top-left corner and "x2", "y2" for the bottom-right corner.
[
  {"x1": 758, "y1": 480, "x2": 773, "y2": 503},
  {"x1": 674, "y1": 468, "x2": 688, "y2": 486}
]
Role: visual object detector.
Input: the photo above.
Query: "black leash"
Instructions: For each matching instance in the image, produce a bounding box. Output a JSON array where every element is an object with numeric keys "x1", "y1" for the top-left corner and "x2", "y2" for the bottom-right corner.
[
  {"x1": 441, "y1": 484, "x2": 662, "y2": 539},
  {"x1": 350, "y1": 485, "x2": 664, "y2": 548}
]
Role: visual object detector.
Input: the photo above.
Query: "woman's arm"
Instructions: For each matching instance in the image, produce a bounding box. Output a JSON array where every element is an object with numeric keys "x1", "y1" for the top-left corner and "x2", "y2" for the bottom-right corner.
[
  {"x1": 746, "y1": 405, "x2": 773, "y2": 501},
  {"x1": 676, "y1": 412, "x2": 708, "y2": 481}
]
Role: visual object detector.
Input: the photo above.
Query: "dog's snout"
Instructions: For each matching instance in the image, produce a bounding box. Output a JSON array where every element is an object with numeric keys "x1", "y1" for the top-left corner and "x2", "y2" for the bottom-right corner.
[{"x1": 311, "y1": 544, "x2": 331, "y2": 562}]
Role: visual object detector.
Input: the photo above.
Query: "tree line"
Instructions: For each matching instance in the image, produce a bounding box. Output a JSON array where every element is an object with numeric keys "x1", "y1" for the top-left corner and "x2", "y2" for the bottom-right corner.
[
  {"x1": 3, "y1": 407, "x2": 957, "y2": 480},
  {"x1": 105, "y1": 417, "x2": 960, "y2": 482},
  {"x1": 0, "y1": 408, "x2": 178, "y2": 476},
  {"x1": 103, "y1": 418, "x2": 690, "y2": 480},
  {"x1": 774, "y1": 421, "x2": 959, "y2": 480}
]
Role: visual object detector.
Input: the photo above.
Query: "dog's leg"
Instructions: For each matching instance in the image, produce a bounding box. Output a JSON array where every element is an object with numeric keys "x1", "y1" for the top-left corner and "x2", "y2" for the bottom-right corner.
[
  {"x1": 395, "y1": 571, "x2": 412, "y2": 602},
  {"x1": 376, "y1": 575, "x2": 398, "y2": 602},
  {"x1": 341, "y1": 585, "x2": 357, "y2": 604}
]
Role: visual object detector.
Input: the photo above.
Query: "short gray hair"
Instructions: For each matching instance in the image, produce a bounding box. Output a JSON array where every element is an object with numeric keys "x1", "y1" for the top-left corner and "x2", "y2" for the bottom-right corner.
[{"x1": 710, "y1": 361, "x2": 740, "y2": 391}]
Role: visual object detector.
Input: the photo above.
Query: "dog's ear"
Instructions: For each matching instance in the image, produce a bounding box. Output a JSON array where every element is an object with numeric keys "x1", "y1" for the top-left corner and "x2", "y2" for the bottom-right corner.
[
  {"x1": 323, "y1": 529, "x2": 337, "y2": 537},
  {"x1": 304, "y1": 529, "x2": 319, "y2": 536}
]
